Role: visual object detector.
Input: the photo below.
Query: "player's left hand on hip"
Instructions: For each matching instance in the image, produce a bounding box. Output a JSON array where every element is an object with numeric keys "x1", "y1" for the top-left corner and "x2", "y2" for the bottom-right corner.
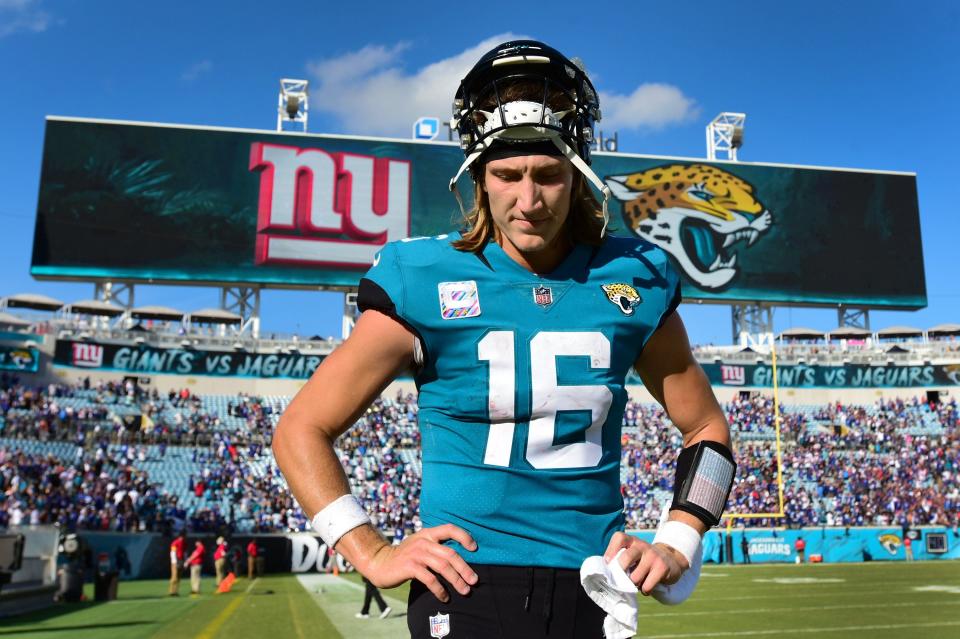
[{"x1": 603, "y1": 532, "x2": 689, "y2": 595}]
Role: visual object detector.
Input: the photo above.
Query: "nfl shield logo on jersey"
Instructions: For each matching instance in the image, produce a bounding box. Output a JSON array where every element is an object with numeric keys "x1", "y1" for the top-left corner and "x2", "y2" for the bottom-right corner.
[
  {"x1": 533, "y1": 285, "x2": 553, "y2": 306},
  {"x1": 429, "y1": 612, "x2": 450, "y2": 638}
]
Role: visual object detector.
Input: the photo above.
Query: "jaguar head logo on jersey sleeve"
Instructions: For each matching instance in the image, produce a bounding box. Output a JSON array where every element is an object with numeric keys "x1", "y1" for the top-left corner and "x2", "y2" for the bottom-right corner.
[
  {"x1": 605, "y1": 164, "x2": 773, "y2": 290},
  {"x1": 601, "y1": 283, "x2": 642, "y2": 315}
]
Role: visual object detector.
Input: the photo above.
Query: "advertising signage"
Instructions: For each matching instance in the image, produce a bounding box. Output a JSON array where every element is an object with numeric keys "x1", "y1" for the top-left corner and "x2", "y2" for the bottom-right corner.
[
  {"x1": 54, "y1": 340, "x2": 325, "y2": 379},
  {"x1": 0, "y1": 344, "x2": 40, "y2": 373},
  {"x1": 33, "y1": 117, "x2": 925, "y2": 308},
  {"x1": 703, "y1": 362, "x2": 960, "y2": 389}
]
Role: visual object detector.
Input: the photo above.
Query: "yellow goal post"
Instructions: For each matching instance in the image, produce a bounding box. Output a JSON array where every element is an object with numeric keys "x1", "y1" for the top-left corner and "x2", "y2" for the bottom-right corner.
[{"x1": 721, "y1": 335, "x2": 787, "y2": 534}]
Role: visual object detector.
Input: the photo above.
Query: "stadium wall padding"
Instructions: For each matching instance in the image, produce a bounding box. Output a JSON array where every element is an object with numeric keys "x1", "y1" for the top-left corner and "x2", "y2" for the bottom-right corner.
[
  {"x1": 79, "y1": 526, "x2": 959, "y2": 579},
  {"x1": 80, "y1": 533, "x2": 343, "y2": 580},
  {"x1": 627, "y1": 526, "x2": 960, "y2": 563}
]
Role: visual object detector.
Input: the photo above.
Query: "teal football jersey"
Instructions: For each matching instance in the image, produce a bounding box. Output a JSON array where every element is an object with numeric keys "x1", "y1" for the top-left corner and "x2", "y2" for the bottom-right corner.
[{"x1": 357, "y1": 232, "x2": 681, "y2": 569}]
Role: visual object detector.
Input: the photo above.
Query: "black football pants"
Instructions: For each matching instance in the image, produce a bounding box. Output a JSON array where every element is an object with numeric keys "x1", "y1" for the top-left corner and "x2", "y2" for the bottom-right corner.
[{"x1": 407, "y1": 563, "x2": 606, "y2": 639}]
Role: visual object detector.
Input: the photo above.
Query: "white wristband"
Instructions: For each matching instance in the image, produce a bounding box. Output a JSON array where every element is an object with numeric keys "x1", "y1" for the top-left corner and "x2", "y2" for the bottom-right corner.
[
  {"x1": 310, "y1": 494, "x2": 371, "y2": 548},
  {"x1": 652, "y1": 520, "x2": 701, "y2": 567}
]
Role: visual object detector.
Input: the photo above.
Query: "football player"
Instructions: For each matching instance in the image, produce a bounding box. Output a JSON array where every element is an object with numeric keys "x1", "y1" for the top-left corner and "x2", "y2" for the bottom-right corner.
[{"x1": 273, "y1": 40, "x2": 735, "y2": 638}]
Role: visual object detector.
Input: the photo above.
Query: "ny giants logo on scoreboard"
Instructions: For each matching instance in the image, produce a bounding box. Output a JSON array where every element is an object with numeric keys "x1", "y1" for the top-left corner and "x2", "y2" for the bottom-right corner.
[
  {"x1": 249, "y1": 143, "x2": 411, "y2": 268},
  {"x1": 72, "y1": 343, "x2": 104, "y2": 368},
  {"x1": 721, "y1": 365, "x2": 746, "y2": 385}
]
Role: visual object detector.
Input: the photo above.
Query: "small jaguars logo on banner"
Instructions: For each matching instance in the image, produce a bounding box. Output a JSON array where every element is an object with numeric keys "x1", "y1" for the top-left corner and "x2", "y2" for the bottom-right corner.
[
  {"x1": 429, "y1": 611, "x2": 450, "y2": 638},
  {"x1": 601, "y1": 283, "x2": 642, "y2": 315},
  {"x1": 533, "y1": 285, "x2": 553, "y2": 306},
  {"x1": 438, "y1": 281, "x2": 481, "y2": 320}
]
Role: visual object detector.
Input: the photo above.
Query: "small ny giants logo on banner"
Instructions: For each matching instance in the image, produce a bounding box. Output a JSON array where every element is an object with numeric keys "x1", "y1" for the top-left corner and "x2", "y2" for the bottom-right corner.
[
  {"x1": 721, "y1": 365, "x2": 745, "y2": 385},
  {"x1": 72, "y1": 343, "x2": 104, "y2": 368},
  {"x1": 249, "y1": 143, "x2": 411, "y2": 268}
]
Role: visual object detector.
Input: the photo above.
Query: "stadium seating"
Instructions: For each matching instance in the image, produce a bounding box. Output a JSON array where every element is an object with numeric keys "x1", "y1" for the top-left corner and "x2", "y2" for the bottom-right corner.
[{"x1": 1, "y1": 377, "x2": 957, "y2": 534}]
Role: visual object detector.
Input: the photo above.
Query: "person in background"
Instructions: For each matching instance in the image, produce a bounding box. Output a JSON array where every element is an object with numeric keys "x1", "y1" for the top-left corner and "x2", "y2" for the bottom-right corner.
[
  {"x1": 246, "y1": 539, "x2": 258, "y2": 579},
  {"x1": 214, "y1": 536, "x2": 228, "y2": 585},
  {"x1": 356, "y1": 575, "x2": 392, "y2": 620},
  {"x1": 186, "y1": 539, "x2": 205, "y2": 595},
  {"x1": 741, "y1": 535, "x2": 751, "y2": 564},
  {"x1": 168, "y1": 529, "x2": 186, "y2": 596},
  {"x1": 904, "y1": 535, "x2": 914, "y2": 561},
  {"x1": 795, "y1": 537, "x2": 806, "y2": 564}
]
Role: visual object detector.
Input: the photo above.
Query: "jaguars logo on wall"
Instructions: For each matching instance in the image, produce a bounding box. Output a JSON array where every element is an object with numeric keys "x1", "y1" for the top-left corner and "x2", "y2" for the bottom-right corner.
[
  {"x1": 878, "y1": 533, "x2": 902, "y2": 555},
  {"x1": 944, "y1": 364, "x2": 960, "y2": 385},
  {"x1": 10, "y1": 350, "x2": 34, "y2": 369},
  {"x1": 605, "y1": 164, "x2": 773, "y2": 290}
]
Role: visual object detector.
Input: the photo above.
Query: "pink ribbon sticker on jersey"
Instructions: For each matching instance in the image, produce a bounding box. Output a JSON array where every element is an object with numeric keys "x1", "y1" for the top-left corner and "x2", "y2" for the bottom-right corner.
[{"x1": 438, "y1": 280, "x2": 481, "y2": 319}]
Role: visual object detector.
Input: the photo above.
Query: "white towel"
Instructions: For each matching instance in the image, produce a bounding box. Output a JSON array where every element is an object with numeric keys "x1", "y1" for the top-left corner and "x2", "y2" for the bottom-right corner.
[
  {"x1": 580, "y1": 548, "x2": 639, "y2": 639},
  {"x1": 580, "y1": 523, "x2": 704, "y2": 638}
]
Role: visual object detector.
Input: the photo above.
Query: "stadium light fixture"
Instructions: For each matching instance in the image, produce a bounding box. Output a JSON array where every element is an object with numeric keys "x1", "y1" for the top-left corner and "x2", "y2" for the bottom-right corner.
[
  {"x1": 277, "y1": 79, "x2": 309, "y2": 132},
  {"x1": 706, "y1": 112, "x2": 746, "y2": 161}
]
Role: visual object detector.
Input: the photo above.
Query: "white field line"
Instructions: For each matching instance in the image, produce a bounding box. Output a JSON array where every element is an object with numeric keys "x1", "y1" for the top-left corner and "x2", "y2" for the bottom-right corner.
[
  {"x1": 684, "y1": 585, "x2": 958, "y2": 603},
  {"x1": 294, "y1": 573, "x2": 408, "y2": 639},
  {"x1": 644, "y1": 620, "x2": 960, "y2": 638},
  {"x1": 703, "y1": 559, "x2": 953, "y2": 572},
  {"x1": 641, "y1": 598, "x2": 960, "y2": 618}
]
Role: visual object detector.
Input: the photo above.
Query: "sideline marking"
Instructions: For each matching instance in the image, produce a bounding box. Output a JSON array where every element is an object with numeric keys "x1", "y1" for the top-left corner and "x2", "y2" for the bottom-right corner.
[
  {"x1": 752, "y1": 577, "x2": 845, "y2": 584},
  {"x1": 692, "y1": 585, "x2": 960, "y2": 603},
  {"x1": 287, "y1": 582, "x2": 306, "y2": 639},
  {"x1": 296, "y1": 573, "x2": 407, "y2": 639},
  {"x1": 194, "y1": 578, "x2": 258, "y2": 639},
  {"x1": 645, "y1": 620, "x2": 960, "y2": 638},
  {"x1": 914, "y1": 585, "x2": 960, "y2": 594},
  {"x1": 642, "y1": 598, "x2": 960, "y2": 618}
]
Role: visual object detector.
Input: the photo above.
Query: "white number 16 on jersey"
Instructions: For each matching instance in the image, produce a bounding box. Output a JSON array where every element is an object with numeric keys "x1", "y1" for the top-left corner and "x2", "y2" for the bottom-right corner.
[{"x1": 477, "y1": 331, "x2": 613, "y2": 469}]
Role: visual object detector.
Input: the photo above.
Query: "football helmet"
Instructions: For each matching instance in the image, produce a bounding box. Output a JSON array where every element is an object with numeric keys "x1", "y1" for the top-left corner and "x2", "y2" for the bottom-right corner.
[{"x1": 449, "y1": 40, "x2": 612, "y2": 236}]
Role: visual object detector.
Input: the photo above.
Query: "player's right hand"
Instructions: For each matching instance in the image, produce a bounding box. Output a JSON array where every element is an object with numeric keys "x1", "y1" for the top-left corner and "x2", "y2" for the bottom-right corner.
[{"x1": 364, "y1": 523, "x2": 479, "y2": 603}]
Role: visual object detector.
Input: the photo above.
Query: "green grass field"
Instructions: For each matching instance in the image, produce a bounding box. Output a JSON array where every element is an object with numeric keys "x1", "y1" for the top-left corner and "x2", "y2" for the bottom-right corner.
[{"x1": 1, "y1": 561, "x2": 958, "y2": 638}]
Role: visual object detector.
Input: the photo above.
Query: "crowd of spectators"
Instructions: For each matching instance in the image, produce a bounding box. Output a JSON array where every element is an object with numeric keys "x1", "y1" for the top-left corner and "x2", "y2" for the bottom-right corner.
[
  {"x1": 2, "y1": 373, "x2": 958, "y2": 536},
  {"x1": 0, "y1": 373, "x2": 276, "y2": 445}
]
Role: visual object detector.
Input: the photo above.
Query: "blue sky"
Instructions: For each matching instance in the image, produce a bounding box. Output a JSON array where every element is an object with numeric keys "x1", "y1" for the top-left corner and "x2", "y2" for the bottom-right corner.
[{"x1": 1, "y1": 0, "x2": 957, "y2": 344}]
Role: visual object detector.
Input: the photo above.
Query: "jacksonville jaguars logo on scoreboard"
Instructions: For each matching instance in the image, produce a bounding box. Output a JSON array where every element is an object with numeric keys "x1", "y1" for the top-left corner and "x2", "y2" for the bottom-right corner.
[{"x1": 605, "y1": 163, "x2": 773, "y2": 291}]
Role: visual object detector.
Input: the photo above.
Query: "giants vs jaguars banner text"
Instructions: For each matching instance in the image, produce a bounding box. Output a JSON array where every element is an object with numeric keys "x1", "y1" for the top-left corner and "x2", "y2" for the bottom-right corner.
[{"x1": 33, "y1": 118, "x2": 924, "y2": 309}]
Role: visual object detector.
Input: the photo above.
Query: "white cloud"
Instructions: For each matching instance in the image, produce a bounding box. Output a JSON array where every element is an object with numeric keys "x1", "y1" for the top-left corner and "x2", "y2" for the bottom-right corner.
[
  {"x1": 0, "y1": 0, "x2": 51, "y2": 38},
  {"x1": 181, "y1": 60, "x2": 213, "y2": 82},
  {"x1": 306, "y1": 34, "x2": 525, "y2": 137},
  {"x1": 600, "y1": 83, "x2": 700, "y2": 131},
  {"x1": 306, "y1": 36, "x2": 697, "y2": 137}
]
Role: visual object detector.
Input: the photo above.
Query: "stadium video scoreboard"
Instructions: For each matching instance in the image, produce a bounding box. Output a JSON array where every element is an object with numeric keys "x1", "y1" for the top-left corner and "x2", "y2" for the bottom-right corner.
[{"x1": 32, "y1": 117, "x2": 925, "y2": 309}]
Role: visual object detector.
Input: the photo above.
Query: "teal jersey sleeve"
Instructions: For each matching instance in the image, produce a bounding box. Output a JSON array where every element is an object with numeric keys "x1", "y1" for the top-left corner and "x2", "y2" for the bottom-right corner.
[
  {"x1": 655, "y1": 254, "x2": 683, "y2": 331},
  {"x1": 357, "y1": 242, "x2": 405, "y2": 318},
  {"x1": 355, "y1": 235, "x2": 453, "y2": 366}
]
